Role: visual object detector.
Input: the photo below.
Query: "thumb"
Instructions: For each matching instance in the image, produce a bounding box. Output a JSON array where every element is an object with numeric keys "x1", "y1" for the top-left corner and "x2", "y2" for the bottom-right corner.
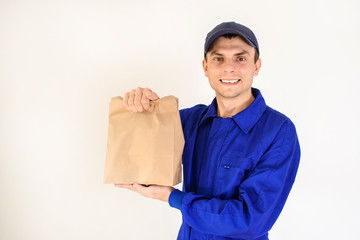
[{"x1": 145, "y1": 90, "x2": 159, "y2": 101}]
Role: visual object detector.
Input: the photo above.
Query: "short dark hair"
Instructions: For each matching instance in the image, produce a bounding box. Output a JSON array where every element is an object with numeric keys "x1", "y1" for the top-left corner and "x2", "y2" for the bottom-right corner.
[{"x1": 205, "y1": 33, "x2": 259, "y2": 63}]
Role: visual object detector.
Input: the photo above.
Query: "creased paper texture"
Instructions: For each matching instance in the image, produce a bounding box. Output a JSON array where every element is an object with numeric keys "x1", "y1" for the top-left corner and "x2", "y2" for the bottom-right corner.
[{"x1": 104, "y1": 95, "x2": 184, "y2": 186}]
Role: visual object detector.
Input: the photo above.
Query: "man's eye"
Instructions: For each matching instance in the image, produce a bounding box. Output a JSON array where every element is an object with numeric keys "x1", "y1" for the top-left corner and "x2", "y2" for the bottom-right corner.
[
  {"x1": 214, "y1": 57, "x2": 223, "y2": 61},
  {"x1": 237, "y1": 57, "x2": 245, "y2": 61}
]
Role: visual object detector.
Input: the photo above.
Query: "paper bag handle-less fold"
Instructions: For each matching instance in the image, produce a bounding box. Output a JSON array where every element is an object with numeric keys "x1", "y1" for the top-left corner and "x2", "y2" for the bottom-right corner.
[{"x1": 104, "y1": 95, "x2": 184, "y2": 186}]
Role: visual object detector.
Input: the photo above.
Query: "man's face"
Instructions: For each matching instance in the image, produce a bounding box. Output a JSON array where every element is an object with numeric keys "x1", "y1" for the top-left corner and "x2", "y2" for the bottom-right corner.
[{"x1": 203, "y1": 36, "x2": 261, "y2": 102}]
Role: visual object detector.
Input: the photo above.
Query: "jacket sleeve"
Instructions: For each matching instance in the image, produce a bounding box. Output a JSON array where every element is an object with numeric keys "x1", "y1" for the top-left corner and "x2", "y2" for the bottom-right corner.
[{"x1": 169, "y1": 120, "x2": 301, "y2": 239}]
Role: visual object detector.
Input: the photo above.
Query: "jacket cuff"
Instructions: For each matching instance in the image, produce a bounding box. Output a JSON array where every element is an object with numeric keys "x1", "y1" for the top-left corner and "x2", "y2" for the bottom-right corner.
[{"x1": 168, "y1": 189, "x2": 186, "y2": 210}]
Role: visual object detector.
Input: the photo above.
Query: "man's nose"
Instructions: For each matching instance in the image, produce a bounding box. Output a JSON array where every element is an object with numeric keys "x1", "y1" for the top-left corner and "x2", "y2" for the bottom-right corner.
[{"x1": 223, "y1": 60, "x2": 236, "y2": 73}]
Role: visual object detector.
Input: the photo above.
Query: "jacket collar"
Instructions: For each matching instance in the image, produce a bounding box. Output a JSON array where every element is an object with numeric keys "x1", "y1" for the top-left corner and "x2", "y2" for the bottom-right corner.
[{"x1": 199, "y1": 88, "x2": 267, "y2": 134}]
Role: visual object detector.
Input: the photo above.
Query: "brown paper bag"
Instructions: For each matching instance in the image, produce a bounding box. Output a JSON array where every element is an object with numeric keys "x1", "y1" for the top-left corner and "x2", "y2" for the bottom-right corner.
[{"x1": 104, "y1": 95, "x2": 184, "y2": 186}]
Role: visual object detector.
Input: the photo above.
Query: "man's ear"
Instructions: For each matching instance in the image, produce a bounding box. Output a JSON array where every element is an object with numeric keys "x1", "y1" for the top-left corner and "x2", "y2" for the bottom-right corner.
[
  {"x1": 202, "y1": 58, "x2": 208, "y2": 77},
  {"x1": 254, "y1": 58, "x2": 262, "y2": 76}
]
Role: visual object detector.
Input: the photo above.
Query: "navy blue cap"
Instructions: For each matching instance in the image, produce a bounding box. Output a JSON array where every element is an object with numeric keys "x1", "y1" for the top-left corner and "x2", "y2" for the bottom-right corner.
[{"x1": 204, "y1": 22, "x2": 259, "y2": 57}]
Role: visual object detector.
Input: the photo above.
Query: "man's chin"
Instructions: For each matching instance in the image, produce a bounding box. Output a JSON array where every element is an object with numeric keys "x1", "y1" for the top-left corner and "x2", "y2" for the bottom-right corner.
[{"x1": 216, "y1": 92, "x2": 242, "y2": 99}]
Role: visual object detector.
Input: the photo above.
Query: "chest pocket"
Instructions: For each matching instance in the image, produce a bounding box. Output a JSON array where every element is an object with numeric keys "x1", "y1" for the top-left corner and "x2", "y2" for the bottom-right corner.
[
  {"x1": 220, "y1": 157, "x2": 253, "y2": 169},
  {"x1": 216, "y1": 157, "x2": 254, "y2": 198}
]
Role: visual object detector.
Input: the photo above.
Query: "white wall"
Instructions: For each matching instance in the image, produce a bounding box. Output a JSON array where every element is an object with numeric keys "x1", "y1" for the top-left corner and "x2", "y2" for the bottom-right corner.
[{"x1": 1, "y1": 0, "x2": 359, "y2": 239}]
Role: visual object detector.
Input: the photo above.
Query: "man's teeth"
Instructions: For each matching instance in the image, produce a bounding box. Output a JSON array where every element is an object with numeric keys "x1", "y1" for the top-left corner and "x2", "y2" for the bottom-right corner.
[{"x1": 221, "y1": 79, "x2": 239, "y2": 83}]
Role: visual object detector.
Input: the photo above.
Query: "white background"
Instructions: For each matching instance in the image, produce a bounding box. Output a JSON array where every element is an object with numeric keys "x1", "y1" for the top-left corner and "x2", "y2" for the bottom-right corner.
[{"x1": 1, "y1": 0, "x2": 359, "y2": 239}]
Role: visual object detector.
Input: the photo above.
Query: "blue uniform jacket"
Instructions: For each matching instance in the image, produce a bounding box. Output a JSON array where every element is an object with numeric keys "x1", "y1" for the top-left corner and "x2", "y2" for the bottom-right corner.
[{"x1": 169, "y1": 88, "x2": 301, "y2": 240}]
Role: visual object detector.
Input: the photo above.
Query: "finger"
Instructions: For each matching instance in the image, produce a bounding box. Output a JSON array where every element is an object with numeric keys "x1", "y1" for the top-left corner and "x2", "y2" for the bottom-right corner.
[
  {"x1": 123, "y1": 92, "x2": 130, "y2": 111},
  {"x1": 134, "y1": 87, "x2": 144, "y2": 112},
  {"x1": 141, "y1": 93, "x2": 151, "y2": 111},
  {"x1": 114, "y1": 184, "x2": 134, "y2": 190},
  {"x1": 127, "y1": 89, "x2": 138, "y2": 112},
  {"x1": 145, "y1": 88, "x2": 159, "y2": 101},
  {"x1": 132, "y1": 183, "x2": 149, "y2": 195}
]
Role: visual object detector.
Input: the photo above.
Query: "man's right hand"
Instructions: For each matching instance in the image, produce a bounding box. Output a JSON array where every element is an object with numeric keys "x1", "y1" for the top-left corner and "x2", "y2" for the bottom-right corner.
[{"x1": 123, "y1": 87, "x2": 159, "y2": 112}]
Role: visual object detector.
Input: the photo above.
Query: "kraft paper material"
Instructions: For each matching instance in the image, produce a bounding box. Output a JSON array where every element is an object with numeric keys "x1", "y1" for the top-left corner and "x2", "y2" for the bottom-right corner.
[{"x1": 104, "y1": 95, "x2": 184, "y2": 186}]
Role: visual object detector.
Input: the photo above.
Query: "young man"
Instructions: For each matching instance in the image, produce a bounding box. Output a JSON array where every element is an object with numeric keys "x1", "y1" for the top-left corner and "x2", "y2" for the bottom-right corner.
[{"x1": 116, "y1": 22, "x2": 301, "y2": 240}]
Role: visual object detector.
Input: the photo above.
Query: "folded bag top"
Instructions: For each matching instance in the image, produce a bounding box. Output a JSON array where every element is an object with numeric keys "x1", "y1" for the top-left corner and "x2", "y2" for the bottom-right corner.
[{"x1": 104, "y1": 95, "x2": 184, "y2": 186}]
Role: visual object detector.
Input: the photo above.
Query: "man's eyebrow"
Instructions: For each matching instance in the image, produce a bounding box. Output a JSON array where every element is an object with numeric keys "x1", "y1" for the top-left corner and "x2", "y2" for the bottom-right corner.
[
  {"x1": 234, "y1": 50, "x2": 250, "y2": 56},
  {"x1": 210, "y1": 51, "x2": 223, "y2": 56},
  {"x1": 209, "y1": 50, "x2": 250, "y2": 56}
]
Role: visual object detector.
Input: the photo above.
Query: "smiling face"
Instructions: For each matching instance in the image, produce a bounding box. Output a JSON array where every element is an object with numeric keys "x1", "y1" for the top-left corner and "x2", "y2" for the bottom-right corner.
[{"x1": 203, "y1": 35, "x2": 261, "y2": 104}]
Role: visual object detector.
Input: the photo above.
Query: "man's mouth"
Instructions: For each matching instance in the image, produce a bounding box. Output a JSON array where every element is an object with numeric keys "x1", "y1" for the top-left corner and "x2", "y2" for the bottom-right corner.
[{"x1": 220, "y1": 79, "x2": 240, "y2": 84}]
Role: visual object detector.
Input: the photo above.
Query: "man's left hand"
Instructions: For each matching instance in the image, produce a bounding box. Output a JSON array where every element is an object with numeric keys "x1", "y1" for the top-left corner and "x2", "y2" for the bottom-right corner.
[{"x1": 115, "y1": 184, "x2": 175, "y2": 203}]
